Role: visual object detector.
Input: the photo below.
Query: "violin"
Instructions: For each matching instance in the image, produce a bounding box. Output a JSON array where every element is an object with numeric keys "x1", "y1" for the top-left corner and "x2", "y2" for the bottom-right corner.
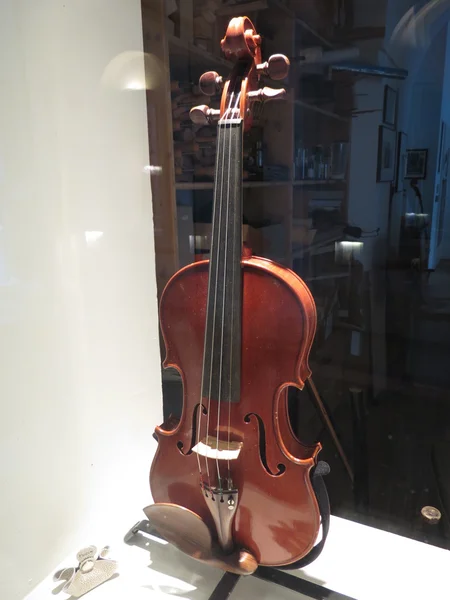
[{"x1": 146, "y1": 16, "x2": 322, "y2": 575}]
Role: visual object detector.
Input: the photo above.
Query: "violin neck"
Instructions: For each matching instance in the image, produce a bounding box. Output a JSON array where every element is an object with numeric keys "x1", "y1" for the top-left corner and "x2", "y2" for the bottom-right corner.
[{"x1": 201, "y1": 118, "x2": 243, "y2": 404}]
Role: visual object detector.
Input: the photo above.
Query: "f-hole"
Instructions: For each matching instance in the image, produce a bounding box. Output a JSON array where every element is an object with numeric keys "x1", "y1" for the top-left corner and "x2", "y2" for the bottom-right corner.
[
  {"x1": 244, "y1": 413, "x2": 286, "y2": 476},
  {"x1": 177, "y1": 403, "x2": 207, "y2": 455}
]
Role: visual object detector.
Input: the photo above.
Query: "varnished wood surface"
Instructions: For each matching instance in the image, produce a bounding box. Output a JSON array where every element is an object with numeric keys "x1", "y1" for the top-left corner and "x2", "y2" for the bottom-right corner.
[
  {"x1": 150, "y1": 255, "x2": 321, "y2": 567},
  {"x1": 144, "y1": 503, "x2": 258, "y2": 575},
  {"x1": 219, "y1": 17, "x2": 261, "y2": 129}
]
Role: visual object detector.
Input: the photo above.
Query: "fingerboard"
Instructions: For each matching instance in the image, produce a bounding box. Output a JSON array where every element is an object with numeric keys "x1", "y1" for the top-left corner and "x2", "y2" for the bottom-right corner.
[{"x1": 201, "y1": 118, "x2": 243, "y2": 404}]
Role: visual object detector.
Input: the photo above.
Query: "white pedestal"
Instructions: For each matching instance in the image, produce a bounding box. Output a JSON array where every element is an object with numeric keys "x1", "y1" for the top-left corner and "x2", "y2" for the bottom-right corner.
[{"x1": 26, "y1": 515, "x2": 450, "y2": 600}]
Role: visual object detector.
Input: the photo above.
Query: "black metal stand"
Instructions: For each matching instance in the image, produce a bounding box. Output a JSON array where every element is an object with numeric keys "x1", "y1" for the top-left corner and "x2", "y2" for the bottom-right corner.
[
  {"x1": 125, "y1": 520, "x2": 358, "y2": 600},
  {"x1": 349, "y1": 387, "x2": 369, "y2": 511},
  {"x1": 306, "y1": 378, "x2": 354, "y2": 485}
]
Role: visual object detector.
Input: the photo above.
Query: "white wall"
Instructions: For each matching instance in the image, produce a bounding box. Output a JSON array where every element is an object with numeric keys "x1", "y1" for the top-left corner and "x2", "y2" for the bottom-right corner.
[{"x1": 0, "y1": 2, "x2": 162, "y2": 598}]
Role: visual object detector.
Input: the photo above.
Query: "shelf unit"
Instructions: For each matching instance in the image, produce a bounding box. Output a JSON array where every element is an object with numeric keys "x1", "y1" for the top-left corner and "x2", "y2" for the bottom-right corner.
[
  {"x1": 168, "y1": 34, "x2": 232, "y2": 69},
  {"x1": 141, "y1": 0, "x2": 352, "y2": 297},
  {"x1": 293, "y1": 99, "x2": 349, "y2": 122},
  {"x1": 176, "y1": 180, "x2": 346, "y2": 190}
]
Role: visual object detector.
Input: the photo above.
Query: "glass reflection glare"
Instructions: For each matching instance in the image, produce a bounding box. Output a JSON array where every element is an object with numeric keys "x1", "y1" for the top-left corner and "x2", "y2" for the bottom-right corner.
[
  {"x1": 126, "y1": 81, "x2": 146, "y2": 91},
  {"x1": 85, "y1": 231, "x2": 104, "y2": 246},
  {"x1": 101, "y1": 51, "x2": 163, "y2": 91},
  {"x1": 143, "y1": 165, "x2": 163, "y2": 175},
  {"x1": 404, "y1": 212, "x2": 429, "y2": 227},
  {"x1": 335, "y1": 241, "x2": 364, "y2": 264}
]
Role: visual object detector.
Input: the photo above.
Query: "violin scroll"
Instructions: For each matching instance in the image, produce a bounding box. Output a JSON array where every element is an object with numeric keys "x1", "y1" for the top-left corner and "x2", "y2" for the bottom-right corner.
[
  {"x1": 220, "y1": 16, "x2": 262, "y2": 62},
  {"x1": 190, "y1": 17, "x2": 290, "y2": 130}
]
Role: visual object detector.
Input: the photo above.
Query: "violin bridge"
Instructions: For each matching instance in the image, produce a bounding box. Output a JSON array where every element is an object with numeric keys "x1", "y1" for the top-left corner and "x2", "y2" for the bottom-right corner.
[{"x1": 192, "y1": 436, "x2": 242, "y2": 461}]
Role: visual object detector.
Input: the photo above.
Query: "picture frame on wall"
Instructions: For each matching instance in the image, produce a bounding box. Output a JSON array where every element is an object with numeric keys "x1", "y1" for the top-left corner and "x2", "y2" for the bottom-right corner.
[
  {"x1": 395, "y1": 131, "x2": 408, "y2": 192},
  {"x1": 383, "y1": 85, "x2": 398, "y2": 128},
  {"x1": 377, "y1": 125, "x2": 397, "y2": 182},
  {"x1": 405, "y1": 149, "x2": 428, "y2": 179}
]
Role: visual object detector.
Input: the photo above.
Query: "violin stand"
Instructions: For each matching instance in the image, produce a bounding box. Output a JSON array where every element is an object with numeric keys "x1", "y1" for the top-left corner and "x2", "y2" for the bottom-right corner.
[
  {"x1": 305, "y1": 378, "x2": 354, "y2": 486},
  {"x1": 125, "y1": 519, "x2": 357, "y2": 600}
]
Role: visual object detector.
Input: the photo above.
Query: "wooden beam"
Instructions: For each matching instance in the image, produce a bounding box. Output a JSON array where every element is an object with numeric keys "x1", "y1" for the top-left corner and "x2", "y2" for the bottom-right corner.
[
  {"x1": 141, "y1": 0, "x2": 179, "y2": 296},
  {"x1": 179, "y1": 0, "x2": 193, "y2": 42},
  {"x1": 294, "y1": 99, "x2": 349, "y2": 122},
  {"x1": 271, "y1": 0, "x2": 334, "y2": 48}
]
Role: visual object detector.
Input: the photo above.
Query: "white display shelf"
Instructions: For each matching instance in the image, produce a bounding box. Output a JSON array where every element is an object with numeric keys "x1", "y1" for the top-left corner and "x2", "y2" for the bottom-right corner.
[{"x1": 26, "y1": 516, "x2": 450, "y2": 600}]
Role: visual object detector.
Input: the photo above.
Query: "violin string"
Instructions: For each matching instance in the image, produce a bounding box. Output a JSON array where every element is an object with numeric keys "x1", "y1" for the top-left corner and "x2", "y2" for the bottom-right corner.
[
  {"x1": 196, "y1": 117, "x2": 223, "y2": 488},
  {"x1": 214, "y1": 91, "x2": 237, "y2": 493},
  {"x1": 226, "y1": 91, "x2": 241, "y2": 485},
  {"x1": 205, "y1": 92, "x2": 234, "y2": 491},
  {"x1": 197, "y1": 96, "x2": 228, "y2": 488},
  {"x1": 215, "y1": 91, "x2": 235, "y2": 492}
]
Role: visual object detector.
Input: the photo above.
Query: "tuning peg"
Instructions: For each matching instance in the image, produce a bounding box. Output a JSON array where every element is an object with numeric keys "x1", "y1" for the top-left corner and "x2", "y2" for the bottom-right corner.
[
  {"x1": 256, "y1": 54, "x2": 290, "y2": 80},
  {"x1": 199, "y1": 71, "x2": 224, "y2": 96},
  {"x1": 247, "y1": 87, "x2": 286, "y2": 103},
  {"x1": 190, "y1": 105, "x2": 221, "y2": 125}
]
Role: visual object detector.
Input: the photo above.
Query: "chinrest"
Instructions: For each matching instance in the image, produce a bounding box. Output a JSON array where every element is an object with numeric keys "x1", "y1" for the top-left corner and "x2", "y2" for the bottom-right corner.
[{"x1": 143, "y1": 503, "x2": 257, "y2": 575}]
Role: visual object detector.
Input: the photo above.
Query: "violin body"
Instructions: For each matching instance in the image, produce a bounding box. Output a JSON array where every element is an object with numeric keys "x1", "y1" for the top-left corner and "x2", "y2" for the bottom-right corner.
[
  {"x1": 147, "y1": 16, "x2": 326, "y2": 573},
  {"x1": 151, "y1": 255, "x2": 321, "y2": 567}
]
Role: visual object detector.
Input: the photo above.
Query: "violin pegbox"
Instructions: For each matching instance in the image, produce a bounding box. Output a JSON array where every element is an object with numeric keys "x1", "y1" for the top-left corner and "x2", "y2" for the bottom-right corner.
[{"x1": 190, "y1": 16, "x2": 290, "y2": 130}]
